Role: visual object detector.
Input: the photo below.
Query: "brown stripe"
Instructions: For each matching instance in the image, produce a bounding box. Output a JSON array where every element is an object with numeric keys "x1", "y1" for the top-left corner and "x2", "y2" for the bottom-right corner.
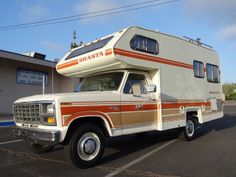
[
  {"x1": 121, "y1": 111, "x2": 157, "y2": 125},
  {"x1": 163, "y1": 114, "x2": 185, "y2": 122},
  {"x1": 162, "y1": 109, "x2": 180, "y2": 115}
]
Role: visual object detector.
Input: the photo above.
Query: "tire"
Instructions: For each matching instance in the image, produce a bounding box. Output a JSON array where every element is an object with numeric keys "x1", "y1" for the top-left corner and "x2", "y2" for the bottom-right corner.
[
  {"x1": 135, "y1": 132, "x2": 147, "y2": 137},
  {"x1": 179, "y1": 117, "x2": 198, "y2": 141},
  {"x1": 28, "y1": 142, "x2": 54, "y2": 154},
  {"x1": 64, "y1": 124, "x2": 105, "y2": 168}
]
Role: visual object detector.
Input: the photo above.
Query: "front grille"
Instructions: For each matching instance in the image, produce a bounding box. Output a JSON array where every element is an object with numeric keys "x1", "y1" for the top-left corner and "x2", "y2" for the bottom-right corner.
[{"x1": 14, "y1": 103, "x2": 42, "y2": 124}]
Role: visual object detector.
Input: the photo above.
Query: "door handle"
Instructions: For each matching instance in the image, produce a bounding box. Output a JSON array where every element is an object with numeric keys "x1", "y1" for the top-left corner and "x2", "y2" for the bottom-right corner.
[{"x1": 136, "y1": 104, "x2": 143, "y2": 110}]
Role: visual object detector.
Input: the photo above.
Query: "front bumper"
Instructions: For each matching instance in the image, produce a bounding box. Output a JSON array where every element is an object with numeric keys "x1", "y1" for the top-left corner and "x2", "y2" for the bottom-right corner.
[{"x1": 12, "y1": 126, "x2": 61, "y2": 145}]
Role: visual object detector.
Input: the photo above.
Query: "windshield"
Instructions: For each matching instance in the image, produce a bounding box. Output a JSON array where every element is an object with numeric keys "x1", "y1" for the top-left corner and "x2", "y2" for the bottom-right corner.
[{"x1": 75, "y1": 72, "x2": 124, "y2": 92}]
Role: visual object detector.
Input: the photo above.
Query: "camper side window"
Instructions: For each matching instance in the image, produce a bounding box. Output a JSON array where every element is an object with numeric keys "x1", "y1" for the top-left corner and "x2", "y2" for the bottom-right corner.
[
  {"x1": 130, "y1": 35, "x2": 158, "y2": 55},
  {"x1": 206, "y1": 64, "x2": 220, "y2": 83},
  {"x1": 193, "y1": 61, "x2": 204, "y2": 78},
  {"x1": 123, "y1": 73, "x2": 147, "y2": 94}
]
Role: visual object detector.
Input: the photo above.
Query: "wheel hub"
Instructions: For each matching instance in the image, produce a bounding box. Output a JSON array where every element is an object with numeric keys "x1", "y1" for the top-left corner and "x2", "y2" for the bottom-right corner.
[
  {"x1": 186, "y1": 120, "x2": 195, "y2": 137},
  {"x1": 84, "y1": 139, "x2": 96, "y2": 154},
  {"x1": 77, "y1": 132, "x2": 101, "y2": 161}
]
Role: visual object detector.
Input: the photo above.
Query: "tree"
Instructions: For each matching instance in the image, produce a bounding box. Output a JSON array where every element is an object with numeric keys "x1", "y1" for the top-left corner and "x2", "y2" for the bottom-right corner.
[{"x1": 223, "y1": 83, "x2": 236, "y2": 100}]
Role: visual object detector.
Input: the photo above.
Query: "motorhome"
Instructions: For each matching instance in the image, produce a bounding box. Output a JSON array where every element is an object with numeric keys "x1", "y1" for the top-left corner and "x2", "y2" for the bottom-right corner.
[{"x1": 12, "y1": 26, "x2": 224, "y2": 168}]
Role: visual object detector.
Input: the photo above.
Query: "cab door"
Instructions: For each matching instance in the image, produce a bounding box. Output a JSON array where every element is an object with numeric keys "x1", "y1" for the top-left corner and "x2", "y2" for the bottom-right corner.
[{"x1": 120, "y1": 72, "x2": 158, "y2": 135}]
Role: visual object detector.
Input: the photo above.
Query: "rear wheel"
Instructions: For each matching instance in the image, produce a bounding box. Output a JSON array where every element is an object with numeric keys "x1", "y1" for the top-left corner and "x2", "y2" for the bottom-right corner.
[
  {"x1": 179, "y1": 117, "x2": 198, "y2": 141},
  {"x1": 64, "y1": 124, "x2": 105, "y2": 168}
]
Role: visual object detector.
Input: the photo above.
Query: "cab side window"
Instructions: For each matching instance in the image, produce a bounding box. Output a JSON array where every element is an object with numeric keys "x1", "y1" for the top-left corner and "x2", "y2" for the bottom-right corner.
[{"x1": 123, "y1": 73, "x2": 147, "y2": 94}]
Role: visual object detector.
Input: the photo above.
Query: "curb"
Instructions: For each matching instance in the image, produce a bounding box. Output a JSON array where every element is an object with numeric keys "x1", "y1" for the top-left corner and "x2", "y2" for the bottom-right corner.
[{"x1": 0, "y1": 121, "x2": 15, "y2": 127}]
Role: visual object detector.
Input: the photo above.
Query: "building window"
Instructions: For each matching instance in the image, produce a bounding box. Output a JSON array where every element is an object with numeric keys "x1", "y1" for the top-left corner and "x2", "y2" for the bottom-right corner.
[
  {"x1": 16, "y1": 68, "x2": 48, "y2": 86},
  {"x1": 123, "y1": 73, "x2": 147, "y2": 94},
  {"x1": 130, "y1": 35, "x2": 158, "y2": 55},
  {"x1": 206, "y1": 64, "x2": 220, "y2": 83},
  {"x1": 193, "y1": 60, "x2": 204, "y2": 78}
]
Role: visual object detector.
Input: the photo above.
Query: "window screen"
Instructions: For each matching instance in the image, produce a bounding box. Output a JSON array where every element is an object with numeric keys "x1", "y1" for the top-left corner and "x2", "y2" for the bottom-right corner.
[
  {"x1": 193, "y1": 61, "x2": 204, "y2": 78},
  {"x1": 206, "y1": 64, "x2": 220, "y2": 83},
  {"x1": 130, "y1": 35, "x2": 158, "y2": 55}
]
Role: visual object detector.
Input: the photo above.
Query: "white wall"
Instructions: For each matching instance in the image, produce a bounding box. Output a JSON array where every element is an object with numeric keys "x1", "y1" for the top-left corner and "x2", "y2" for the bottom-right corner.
[{"x1": 0, "y1": 58, "x2": 79, "y2": 115}]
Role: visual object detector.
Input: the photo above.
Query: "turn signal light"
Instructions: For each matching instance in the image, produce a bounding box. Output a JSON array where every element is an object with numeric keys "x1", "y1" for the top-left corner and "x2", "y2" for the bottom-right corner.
[{"x1": 47, "y1": 117, "x2": 56, "y2": 124}]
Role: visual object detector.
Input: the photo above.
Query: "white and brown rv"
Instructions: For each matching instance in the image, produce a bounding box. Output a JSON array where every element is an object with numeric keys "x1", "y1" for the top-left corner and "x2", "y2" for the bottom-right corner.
[{"x1": 13, "y1": 26, "x2": 224, "y2": 168}]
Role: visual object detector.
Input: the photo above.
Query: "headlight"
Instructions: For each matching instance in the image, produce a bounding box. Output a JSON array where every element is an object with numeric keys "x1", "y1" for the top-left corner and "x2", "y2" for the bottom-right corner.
[
  {"x1": 47, "y1": 104, "x2": 54, "y2": 114},
  {"x1": 41, "y1": 103, "x2": 56, "y2": 126}
]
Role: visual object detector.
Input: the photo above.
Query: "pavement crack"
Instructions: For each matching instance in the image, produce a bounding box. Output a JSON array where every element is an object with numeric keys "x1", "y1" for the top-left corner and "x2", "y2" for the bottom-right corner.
[
  {"x1": 0, "y1": 147, "x2": 67, "y2": 165},
  {"x1": 22, "y1": 168, "x2": 48, "y2": 177},
  {"x1": 98, "y1": 166, "x2": 180, "y2": 177},
  {"x1": 0, "y1": 160, "x2": 32, "y2": 168},
  {"x1": 0, "y1": 147, "x2": 41, "y2": 160}
]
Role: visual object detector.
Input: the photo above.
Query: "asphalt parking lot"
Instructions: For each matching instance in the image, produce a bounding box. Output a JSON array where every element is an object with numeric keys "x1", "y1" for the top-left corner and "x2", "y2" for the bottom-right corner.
[{"x1": 0, "y1": 103, "x2": 236, "y2": 177}]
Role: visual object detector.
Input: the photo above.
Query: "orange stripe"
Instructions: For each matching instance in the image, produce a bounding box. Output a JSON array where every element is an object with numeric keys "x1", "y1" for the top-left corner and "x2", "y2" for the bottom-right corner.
[
  {"x1": 61, "y1": 101, "x2": 210, "y2": 114},
  {"x1": 63, "y1": 111, "x2": 113, "y2": 127},
  {"x1": 61, "y1": 101, "x2": 155, "y2": 105},
  {"x1": 57, "y1": 59, "x2": 78, "y2": 70},
  {"x1": 105, "y1": 48, "x2": 113, "y2": 56},
  {"x1": 114, "y1": 48, "x2": 193, "y2": 70},
  {"x1": 61, "y1": 104, "x2": 157, "y2": 115},
  {"x1": 61, "y1": 105, "x2": 120, "y2": 115},
  {"x1": 57, "y1": 47, "x2": 195, "y2": 70},
  {"x1": 121, "y1": 104, "x2": 157, "y2": 112},
  {"x1": 162, "y1": 102, "x2": 210, "y2": 109}
]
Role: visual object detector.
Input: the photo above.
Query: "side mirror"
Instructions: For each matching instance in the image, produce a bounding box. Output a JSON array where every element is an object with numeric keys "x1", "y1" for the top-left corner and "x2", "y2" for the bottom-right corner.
[{"x1": 145, "y1": 85, "x2": 156, "y2": 93}]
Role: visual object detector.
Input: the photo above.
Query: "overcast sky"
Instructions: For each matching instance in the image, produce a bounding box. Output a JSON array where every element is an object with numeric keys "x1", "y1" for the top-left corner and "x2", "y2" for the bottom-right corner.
[{"x1": 0, "y1": 0, "x2": 235, "y2": 83}]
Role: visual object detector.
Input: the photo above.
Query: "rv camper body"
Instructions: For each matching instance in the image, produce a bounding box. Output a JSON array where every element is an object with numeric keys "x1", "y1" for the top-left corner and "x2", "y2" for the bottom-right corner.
[{"x1": 13, "y1": 26, "x2": 224, "y2": 168}]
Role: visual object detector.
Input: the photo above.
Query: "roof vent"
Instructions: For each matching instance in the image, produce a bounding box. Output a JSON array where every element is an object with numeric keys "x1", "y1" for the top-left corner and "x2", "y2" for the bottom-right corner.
[{"x1": 24, "y1": 52, "x2": 46, "y2": 60}]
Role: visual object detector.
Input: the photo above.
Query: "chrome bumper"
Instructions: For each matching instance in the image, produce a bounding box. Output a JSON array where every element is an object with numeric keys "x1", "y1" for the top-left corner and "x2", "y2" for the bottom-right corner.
[{"x1": 11, "y1": 126, "x2": 61, "y2": 145}]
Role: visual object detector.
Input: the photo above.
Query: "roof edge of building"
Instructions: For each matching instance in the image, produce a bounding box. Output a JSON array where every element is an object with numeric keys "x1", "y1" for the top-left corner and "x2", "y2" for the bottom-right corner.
[{"x1": 0, "y1": 49, "x2": 57, "y2": 68}]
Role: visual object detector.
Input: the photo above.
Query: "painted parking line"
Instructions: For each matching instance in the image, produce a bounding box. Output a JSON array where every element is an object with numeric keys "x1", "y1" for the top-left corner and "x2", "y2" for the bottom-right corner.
[
  {"x1": 104, "y1": 139, "x2": 178, "y2": 177},
  {"x1": 0, "y1": 139, "x2": 23, "y2": 145}
]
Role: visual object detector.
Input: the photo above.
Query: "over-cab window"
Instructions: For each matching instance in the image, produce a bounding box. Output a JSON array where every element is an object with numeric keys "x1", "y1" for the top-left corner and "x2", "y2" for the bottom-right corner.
[
  {"x1": 123, "y1": 73, "x2": 147, "y2": 94},
  {"x1": 130, "y1": 35, "x2": 158, "y2": 55},
  {"x1": 193, "y1": 60, "x2": 204, "y2": 78},
  {"x1": 206, "y1": 64, "x2": 220, "y2": 83},
  {"x1": 65, "y1": 36, "x2": 113, "y2": 60}
]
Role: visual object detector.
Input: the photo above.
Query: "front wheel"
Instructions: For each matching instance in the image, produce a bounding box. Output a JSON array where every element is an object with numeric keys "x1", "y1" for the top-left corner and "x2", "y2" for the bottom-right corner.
[
  {"x1": 64, "y1": 124, "x2": 105, "y2": 168},
  {"x1": 179, "y1": 117, "x2": 198, "y2": 141}
]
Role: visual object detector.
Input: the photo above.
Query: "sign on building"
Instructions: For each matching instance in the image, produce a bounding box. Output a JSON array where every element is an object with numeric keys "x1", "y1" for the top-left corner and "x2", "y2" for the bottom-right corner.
[{"x1": 16, "y1": 68, "x2": 48, "y2": 86}]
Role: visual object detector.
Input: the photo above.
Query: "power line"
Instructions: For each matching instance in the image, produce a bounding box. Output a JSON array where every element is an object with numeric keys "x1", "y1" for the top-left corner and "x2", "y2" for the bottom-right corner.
[
  {"x1": 0, "y1": 0, "x2": 160, "y2": 29},
  {"x1": 0, "y1": 0, "x2": 179, "y2": 31}
]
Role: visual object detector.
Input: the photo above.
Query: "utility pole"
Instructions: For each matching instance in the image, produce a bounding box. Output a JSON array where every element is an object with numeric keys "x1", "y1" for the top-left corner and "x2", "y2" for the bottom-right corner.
[
  {"x1": 70, "y1": 30, "x2": 83, "y2": 49},
  {"x1": 42, "y1": 75, "x2": 45, "y2": 94},
  {"x1": 71, "y1": 30, "x2": 78, "y2": 49}
]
